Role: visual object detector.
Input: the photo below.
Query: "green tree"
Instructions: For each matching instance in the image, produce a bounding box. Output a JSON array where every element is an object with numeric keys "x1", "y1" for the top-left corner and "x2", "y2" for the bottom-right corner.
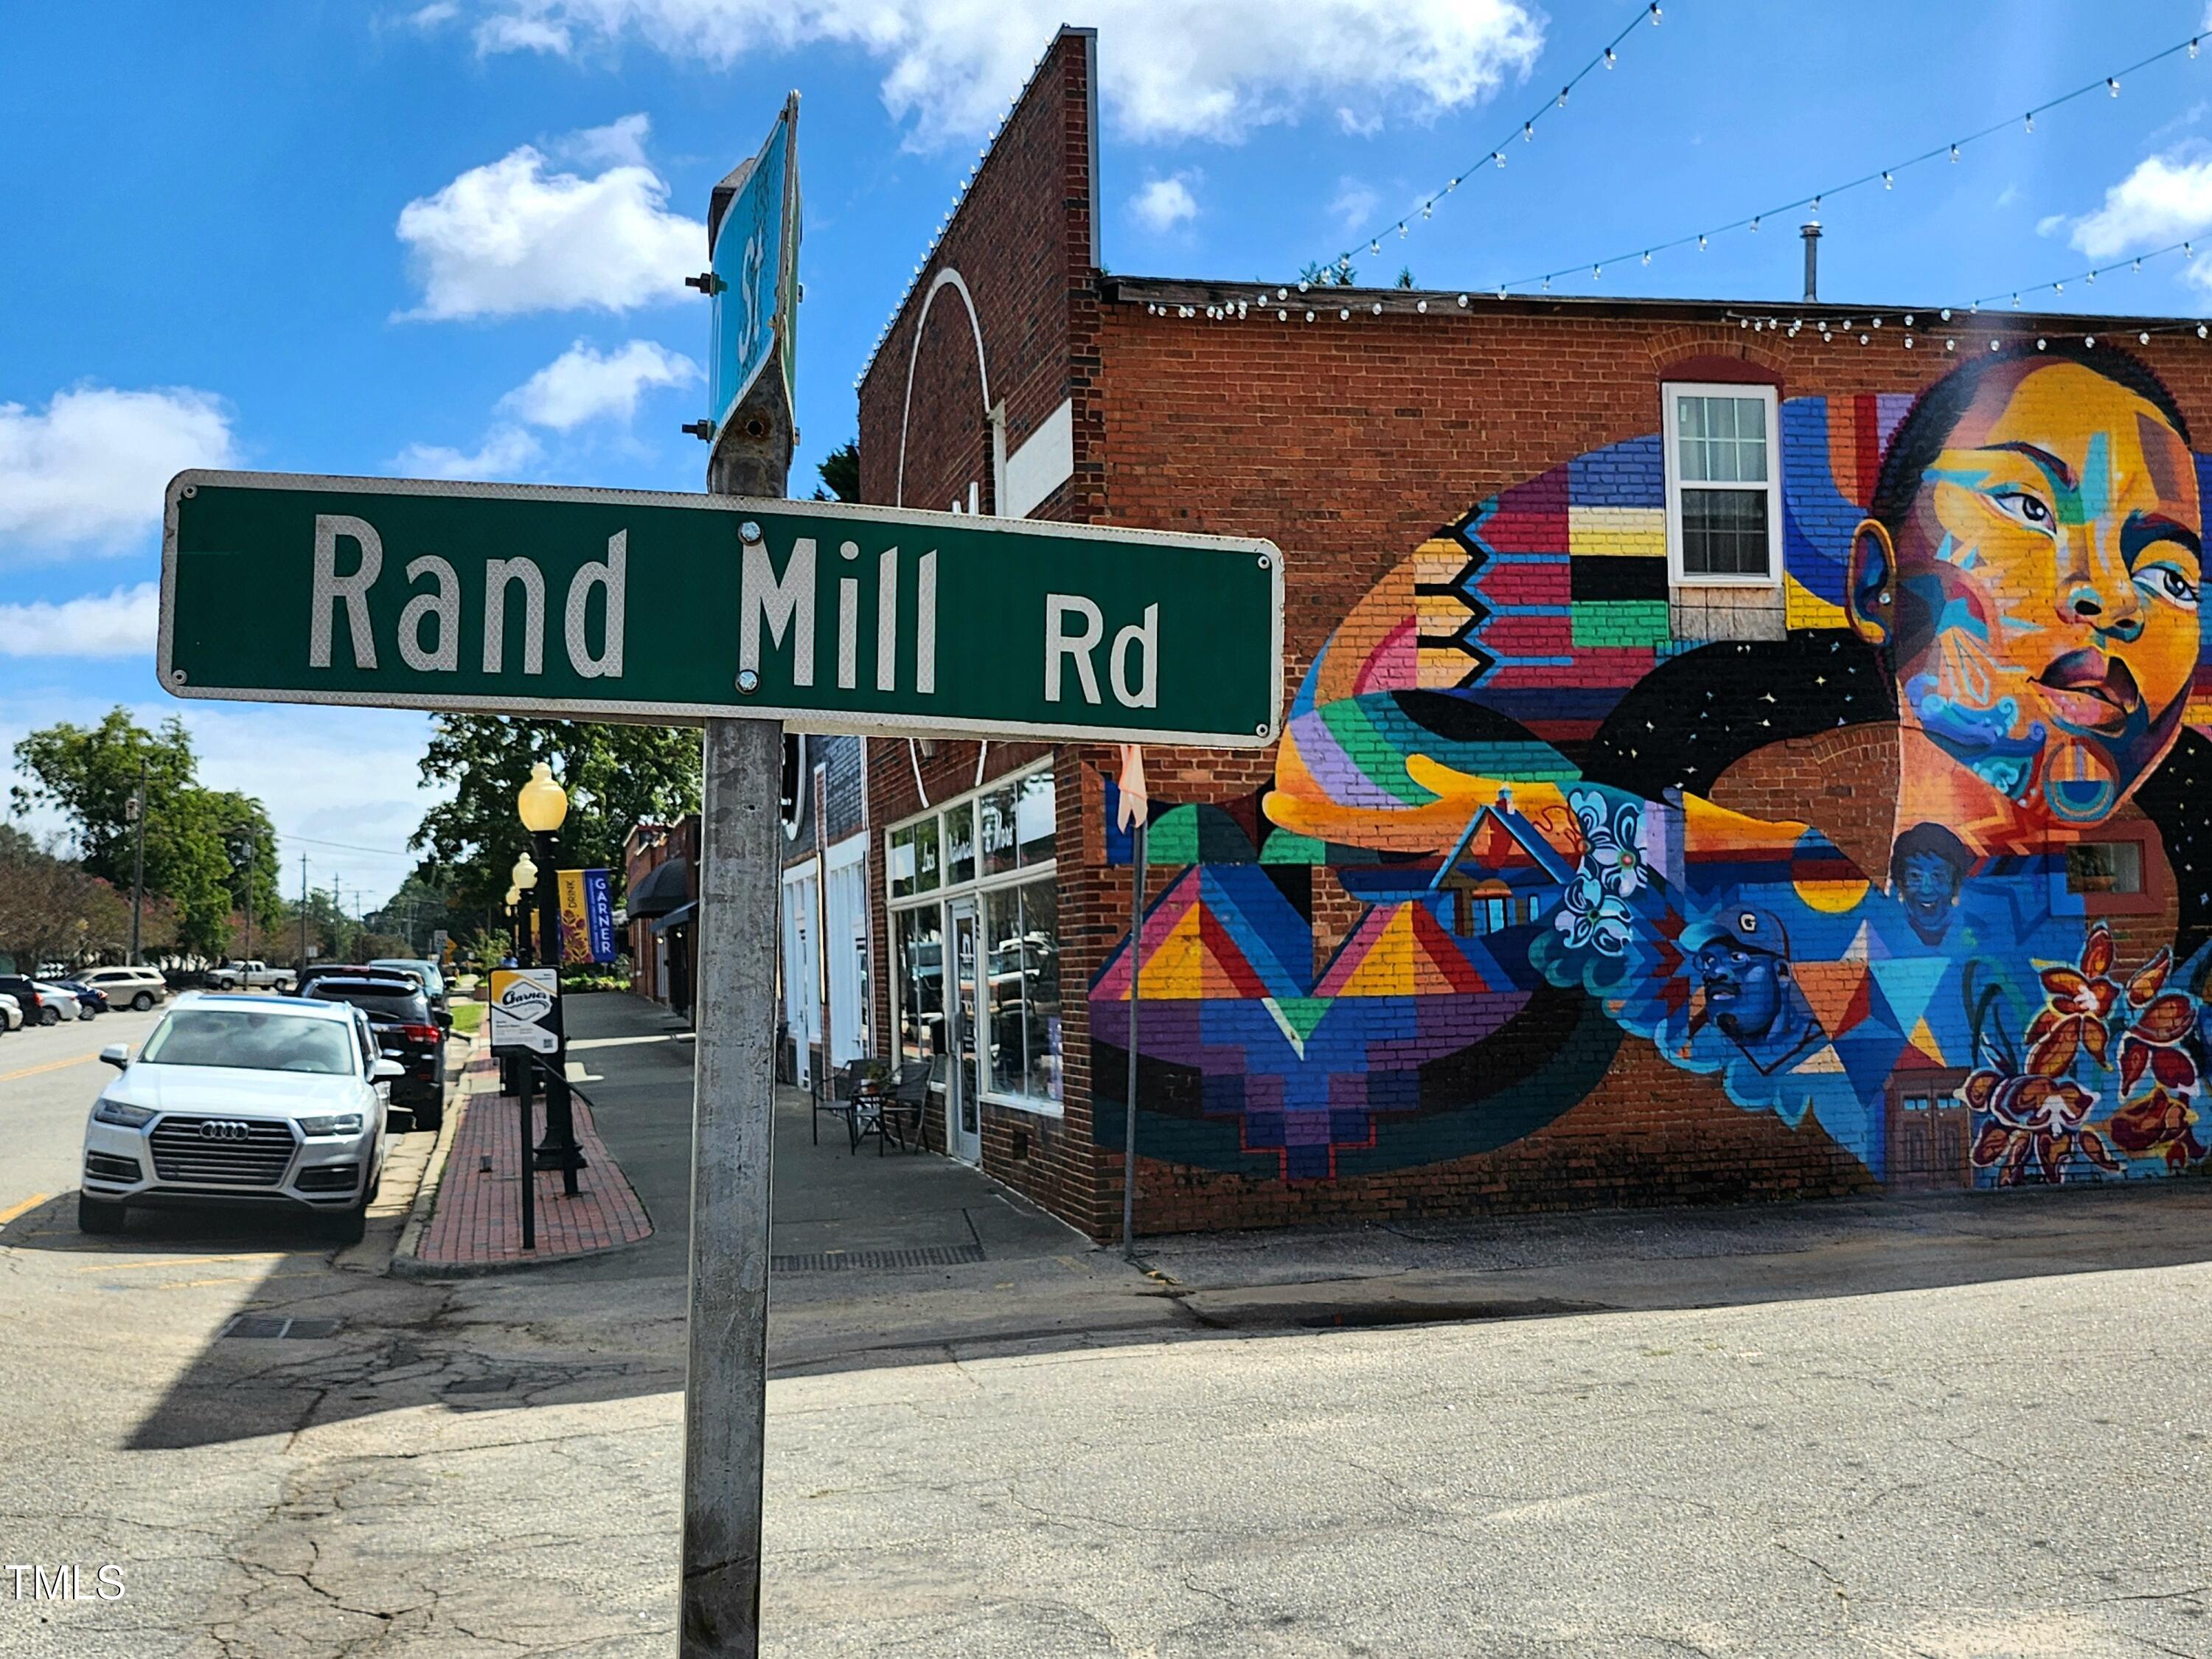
[
  {"x1": 813, "y1": 439, "x2": 860, "y2": 503},
  {"x1": 1396, "y1": 266, "x2": 1415, "y2": 289},
  {"x1": 10, "y1": 709, "x2": 278, "y2": 959},
  {"x1": 411, "y1": 717, "x2": 703, "y2": 914},
  {"x1": 0, "y1": 826, "x2": 133, "y2": 972}
]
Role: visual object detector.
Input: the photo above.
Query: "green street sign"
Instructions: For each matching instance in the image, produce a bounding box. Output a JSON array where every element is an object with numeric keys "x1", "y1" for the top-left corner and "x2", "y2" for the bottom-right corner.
[{"x1": 160, "y1": 471, "x2": 1284, "y2": 746}]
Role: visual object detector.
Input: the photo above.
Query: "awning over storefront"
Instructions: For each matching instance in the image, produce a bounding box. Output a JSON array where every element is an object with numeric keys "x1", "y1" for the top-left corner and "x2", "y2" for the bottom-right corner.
[
  {"x1": 650, "y1": 900, "x2": 697, "y2": 936},
  {"x1": 627, "y1": 856, "x2": 691, "y2": 919}
]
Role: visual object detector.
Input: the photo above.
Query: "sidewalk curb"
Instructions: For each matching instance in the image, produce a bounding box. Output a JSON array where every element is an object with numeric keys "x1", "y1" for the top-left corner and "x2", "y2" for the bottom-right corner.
[
  {"x1": 390, "y1": 1012, "x2": 657, "y2": 1280},
  {"x1": 388, "y1": 1019, "x2": 482, "y2": 1281}
]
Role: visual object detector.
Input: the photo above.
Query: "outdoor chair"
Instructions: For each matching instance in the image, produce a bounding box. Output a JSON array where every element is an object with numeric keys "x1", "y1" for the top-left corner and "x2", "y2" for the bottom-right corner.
[
  {"x1": 819, "y1": 1058, "x2": 890, "y2": 1153},
  {"x1": 872, "y1": 1060, "x2": 933, "y2": 1155}
]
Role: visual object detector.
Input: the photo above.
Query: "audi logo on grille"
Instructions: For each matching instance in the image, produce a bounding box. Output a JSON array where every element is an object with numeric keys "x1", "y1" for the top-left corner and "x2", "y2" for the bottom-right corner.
[{"x1": 198, "y1": 1120, "x2": 253, "y2": 1141}]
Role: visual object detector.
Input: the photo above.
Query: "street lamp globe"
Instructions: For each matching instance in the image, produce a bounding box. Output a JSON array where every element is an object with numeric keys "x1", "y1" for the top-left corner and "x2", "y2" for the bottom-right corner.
[
  {"x1": 504, "y1": 885, "x2": 521, "y2": 908},
  {"x1": 517, "y1": 762, "x2": 568, "y2": 834},
  {"x1": 511, "y1": 851, "x2": 538, "y2": 891}
]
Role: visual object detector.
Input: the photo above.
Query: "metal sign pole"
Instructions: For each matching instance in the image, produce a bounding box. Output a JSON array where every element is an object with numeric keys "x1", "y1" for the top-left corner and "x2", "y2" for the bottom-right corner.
[{"x1": 681, "y1": 97, "x2": 796, "y2": 1655}]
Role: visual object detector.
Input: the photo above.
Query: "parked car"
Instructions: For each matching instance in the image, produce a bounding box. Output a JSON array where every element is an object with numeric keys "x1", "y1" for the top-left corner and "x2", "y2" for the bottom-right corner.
[
  {"x1": 34, "y1": 983, "x2": 91, "y2": 1021},
  {"x1": 52, "y1": 979, "x2": 110, "y2": 1016},
  {"x1": 0, "y1": 993, "x2": 21, "y2": 1032},
  {"x1": 78, "y1": 994, "x2": 399, "y2": 1242},
  {"x1": 78, "y1": 966, "x2": 167, "y2": 1012},
  {"x1": 301, "y1": 974, "x2": 447, "y2": 1132},
  {"x1": 368, "y1": 959, "x2": 451, "y2": 1026},
  {"x1": 0, "y1": 976, "x2": 54, "y2": 1026},
  {"x1": 209, "y1": 960, "x2": 296, "y2": 992}
]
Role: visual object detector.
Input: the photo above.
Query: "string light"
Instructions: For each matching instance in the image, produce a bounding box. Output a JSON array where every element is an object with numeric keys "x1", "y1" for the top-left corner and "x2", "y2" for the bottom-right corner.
[
  {"x1": 1324, "y1": 0, "x2": 1659, "y2": 274},
  {"x1": 1481, "y1": 24, "x2": 2208, "y2": 298}
]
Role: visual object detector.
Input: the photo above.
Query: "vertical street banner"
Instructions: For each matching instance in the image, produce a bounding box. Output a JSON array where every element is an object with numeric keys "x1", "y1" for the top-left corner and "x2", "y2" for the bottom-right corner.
[
  {"x1": 557, "y1": 869, "x2": 619, "y2": 965},
  {"x1": 709, "y1": 94, "x2": 800, "y2": 436},
  {"x1": 488, "y1": 967, "x2": 560, "y2": 1054}
]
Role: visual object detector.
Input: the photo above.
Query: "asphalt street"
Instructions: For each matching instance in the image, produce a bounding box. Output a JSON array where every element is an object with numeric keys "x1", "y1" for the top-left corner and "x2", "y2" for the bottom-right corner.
[{"x1": 1, "y1": 994, "x2": 2209, "y2": 1656}]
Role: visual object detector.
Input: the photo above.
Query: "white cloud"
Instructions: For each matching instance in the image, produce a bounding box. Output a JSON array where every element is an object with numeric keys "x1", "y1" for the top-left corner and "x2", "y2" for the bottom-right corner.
[
  {"x1": 1130, "y1": 175, "x2": 1198, "y2": 233},
  {"x1": 1338, "y1": 108, "x2": 1383, "y2": 137},
  {"x1": 2035, "y1": 212, "x2": 2066, "y2": 237},
  {"x1": 498, "y1": 338, "x2": 699, "y2": 429},
  {"x1": 0, "y1": 386, "x2": 236, "y2": 557},
  {"x1": 0, "y1": 582, "x2": 159, "y2": 658},
  {"x1": 1330, "y1": 177, "x2": 1378, "y2": 232},
  {"x1": 389, "y1": 425, "x2": 543, "y2": 479},
  {"x1": 408, "y1": 1, "x2": 459, "y2": 26},
  {"x1": 394, "y1": 117, "x2": 702, "y2": 321},
  {"x1": 2068, "y1": 147, "x2": 2212, "y2": 259},
  {"x1": 462, "y1": 0, "x2": 1545, "y2": 147}
]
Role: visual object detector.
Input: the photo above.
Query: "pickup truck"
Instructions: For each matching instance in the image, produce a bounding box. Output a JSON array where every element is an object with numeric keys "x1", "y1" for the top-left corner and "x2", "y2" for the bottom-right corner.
[{"x1": 210, "y1": 960, "x2": 296, "y2": 992}]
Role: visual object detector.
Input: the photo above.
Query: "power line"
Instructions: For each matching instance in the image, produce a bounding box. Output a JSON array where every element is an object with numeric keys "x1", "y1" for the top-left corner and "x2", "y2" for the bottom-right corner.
[
  {"x1": 1485, "y1": 27, "x2": 2208, "y2": 296},
  {"x1": 1326, "y1": 1, "x2": 1665, "y2": 277}
]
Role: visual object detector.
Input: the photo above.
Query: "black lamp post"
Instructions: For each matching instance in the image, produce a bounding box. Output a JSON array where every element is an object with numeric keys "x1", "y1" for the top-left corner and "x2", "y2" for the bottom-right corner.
[{"x1": 518, "y1": 763, "x2": 585, "y2": 1192}]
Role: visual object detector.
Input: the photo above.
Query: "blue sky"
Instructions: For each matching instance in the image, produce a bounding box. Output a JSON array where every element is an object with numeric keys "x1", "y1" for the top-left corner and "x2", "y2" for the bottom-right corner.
[{"x1": 9, "y1": 0, "x2": 2212, "y2": 904}]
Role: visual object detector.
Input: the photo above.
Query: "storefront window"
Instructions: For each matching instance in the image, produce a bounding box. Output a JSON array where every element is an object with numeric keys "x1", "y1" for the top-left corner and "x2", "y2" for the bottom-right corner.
[
  {"x1": 984, "y1": 878, "x2": 1061, "y2": 1105},
  {"x1": 890, "y1": 817, "x2": 942, "y2": 900},
  {"x1": 944, "y1": 802, "x2": 976, "y2": 885},
  {"x1": 978, "y1": 783, "x2": 1019, "y2": 877},
  {"x1": 894, "y1": 906, "x2": 943, "y2": 1065},
  {"x1": 1017, "y1": 770, "x2": 1055, "y2": 866}
]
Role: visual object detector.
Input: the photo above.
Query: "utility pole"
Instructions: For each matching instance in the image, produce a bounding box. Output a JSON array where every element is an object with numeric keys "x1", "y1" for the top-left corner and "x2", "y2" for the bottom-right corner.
[
  {"x1": 241, "y1": 827, "x2": 255, "y2": 962},
  {"x1": 684, "y1": 95, "x2": 796, "y2": 1658},
  {"x1": 128, "y1": 759, "x2": 147, "y2": 966},
  {"x1": 299, "y1": 853, "x2": 310, "y2": 970}
]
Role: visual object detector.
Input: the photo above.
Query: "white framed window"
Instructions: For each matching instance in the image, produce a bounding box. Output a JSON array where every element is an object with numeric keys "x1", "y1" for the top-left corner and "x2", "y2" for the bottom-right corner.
[
  {"x1": 1662, "y1": 382, "x2": 1783, "y2": 587},
  {"x1": 885, "y1": 759, "x2": 1062, "y2": 1116}
]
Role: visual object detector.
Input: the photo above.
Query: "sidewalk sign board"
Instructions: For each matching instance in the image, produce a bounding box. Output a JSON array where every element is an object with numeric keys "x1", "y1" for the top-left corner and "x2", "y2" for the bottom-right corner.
[
  {"x1": 487, "y1": 967, "x2": 560, "y2": 1055},
  {"x1": 159, "y1": 473, "x2": 1280, "y2": 747}
]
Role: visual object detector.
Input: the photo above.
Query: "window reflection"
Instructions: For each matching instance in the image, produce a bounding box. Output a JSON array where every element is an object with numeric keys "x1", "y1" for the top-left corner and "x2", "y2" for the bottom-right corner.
[{"x1": 895, "y1": 906, "x2": 943, "y2": 1065}]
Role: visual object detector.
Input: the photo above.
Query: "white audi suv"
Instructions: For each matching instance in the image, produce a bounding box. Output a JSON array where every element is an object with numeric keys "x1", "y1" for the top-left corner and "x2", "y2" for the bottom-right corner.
[{"x1": 79, "y1": 995, "x2": 399, "y2": 1242}]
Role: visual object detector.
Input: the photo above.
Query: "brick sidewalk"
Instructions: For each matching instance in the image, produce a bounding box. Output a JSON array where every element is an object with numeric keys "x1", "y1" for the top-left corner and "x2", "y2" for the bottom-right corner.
[{"x1": 415, "y1": 1047, "x2": 654, "y2": 1268}]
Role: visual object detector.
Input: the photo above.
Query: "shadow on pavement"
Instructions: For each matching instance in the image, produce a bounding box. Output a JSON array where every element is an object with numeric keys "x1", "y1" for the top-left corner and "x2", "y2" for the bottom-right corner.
[{"x1": 66, "y1": 990, "x2": 2212, "y2": 1451}]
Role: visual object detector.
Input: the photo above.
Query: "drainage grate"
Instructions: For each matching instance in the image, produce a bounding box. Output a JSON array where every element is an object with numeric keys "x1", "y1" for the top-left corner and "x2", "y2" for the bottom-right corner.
[
  {"x1": 771, "y1": 1244, "x2": 984, "y2": 1273},
  {"x1": 220, "y1": 1315, "x2": 343, "y2": 1340}
]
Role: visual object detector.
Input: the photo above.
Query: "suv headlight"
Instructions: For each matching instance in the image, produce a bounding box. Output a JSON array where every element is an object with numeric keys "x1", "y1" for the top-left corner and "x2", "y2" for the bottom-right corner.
[
  {"x1": 298, "y1": 1113, "x2": 364, "y2": 1136},
  {"x1": 93, "y1": 1098, "x2": 155, "y2": 1128}
]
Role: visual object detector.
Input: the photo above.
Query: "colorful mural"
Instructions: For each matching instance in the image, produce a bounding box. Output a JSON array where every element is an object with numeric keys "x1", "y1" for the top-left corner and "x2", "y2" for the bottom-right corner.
[{"x1": 1093, "y1": 345, "x2": 2212, "y2": 1193}]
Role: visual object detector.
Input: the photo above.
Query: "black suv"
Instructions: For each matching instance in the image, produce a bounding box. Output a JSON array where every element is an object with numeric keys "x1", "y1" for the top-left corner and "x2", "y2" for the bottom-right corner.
[
  {"x1": 0, "y1": 975, "x2": 55, "y2": 1026},
  {"x1": 302, "y1": 973, "x2": 448, "y2": 1130}
]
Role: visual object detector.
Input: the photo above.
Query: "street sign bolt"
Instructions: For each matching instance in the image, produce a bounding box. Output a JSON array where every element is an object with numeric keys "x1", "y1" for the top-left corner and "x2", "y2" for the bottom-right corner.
[
  {"x1": 736, "y1": 669, "x2": 761, "y2": 694},
  {"x1": 172, "y1": 670, "x2": 187, "y2": 685},
  {"x1": 681, "y1": 419, "x2": 715, "y2": 442},
  {"x1": 1256, "y1": 554, "x2": 1272, "y2": 569},
  {"x1": 739, "y1": 521, "x2": 762, "y2": 543},
  {"x1": 1255, "y1": 723, "x2": 1269, "y2": 737},
  {"x1": 181, "y1": 484, "x2": 198, "y2": 498}
]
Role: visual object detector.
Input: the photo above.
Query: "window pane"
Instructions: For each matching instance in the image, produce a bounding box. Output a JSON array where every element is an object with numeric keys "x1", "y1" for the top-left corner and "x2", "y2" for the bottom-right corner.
[
  {"x1": 894, "y1": 907, "x2": 943, "y2": 1065},
  {"x1": 2066, "y1": 840, "x2": 2144, "y2": 894},
  {"x1": 984, "y1": 886, "x2": 1025, "y2": 1096},
  {"x1": 944, "y1": 803, "x2": 975, "y2": 886},
  {"x1": 1680, "y1": 489, "x2": 1770, "y2": 577},
  {"x1": 1676, "y1": 394, "x2": 1767, "y2": 485},
  {"x1": 913, "y1": 814, "x2": 941, "y2": 893},
  {"x1": 1020, "y1": 880, "x2": 1061, "y2": 1103},
  {"x1": 978, "y1": 785, "x2": 1019, "y2": 876},
  {"x1": 1016, "y1": 770, "x2": 1056, "y2": 866},
  {"x1": 888, "y1": 826, "x2": 917, "y2": 900}
]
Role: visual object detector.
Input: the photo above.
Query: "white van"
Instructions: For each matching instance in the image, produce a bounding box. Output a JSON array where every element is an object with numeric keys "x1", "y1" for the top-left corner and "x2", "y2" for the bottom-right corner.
[{"x1": 79, "y1": 967, "x2": 169, "y2": 1012}]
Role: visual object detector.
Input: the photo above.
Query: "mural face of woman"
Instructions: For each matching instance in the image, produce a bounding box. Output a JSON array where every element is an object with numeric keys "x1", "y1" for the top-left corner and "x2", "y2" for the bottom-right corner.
[{"x1": 1851, "y1": 358, "x2": 2202, "y2": 827}]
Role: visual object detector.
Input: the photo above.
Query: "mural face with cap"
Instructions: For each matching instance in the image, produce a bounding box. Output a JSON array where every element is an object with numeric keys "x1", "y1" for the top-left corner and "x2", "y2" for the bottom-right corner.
[{"x1": 1851, "y1": 355, "x2": 2202, "y2": 836}]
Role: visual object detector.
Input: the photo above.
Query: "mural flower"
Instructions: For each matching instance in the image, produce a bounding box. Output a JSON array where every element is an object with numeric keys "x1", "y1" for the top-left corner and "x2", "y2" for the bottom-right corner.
[
  {"x1": 1569, "y1": 790, "x2": 1646, "y2": 898},
  {"x1": 2111, "y1": 947, "x2": 2199, "y2": 1095},
  {"x1": 2025, "y1": 925, "x2": 2122, "y2": 1074},
  {"x1": 1555, "y1": 872, "x2": 1634, "y2": 956},
  {"x1": 1965, "y1": 1068, "x2": 2113, "y2": 1186},
  {"x1": 2109, "y1": 1088, "x2": 2207, "y2": 1171}
]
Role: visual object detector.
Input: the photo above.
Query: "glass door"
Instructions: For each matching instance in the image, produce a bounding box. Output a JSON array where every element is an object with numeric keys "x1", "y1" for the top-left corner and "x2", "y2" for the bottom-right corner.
[{"x1": 947, "y1": 900, "x2": 981, "y2": 1165}]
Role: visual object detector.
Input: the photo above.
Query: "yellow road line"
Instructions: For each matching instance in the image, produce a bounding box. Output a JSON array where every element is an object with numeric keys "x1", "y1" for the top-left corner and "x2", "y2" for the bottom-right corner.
[
  {"x1": 0, "y1": 1052, "x2": 100, "y2": 1085},
  {"x1": 0, "y1": 1193, "x2": 51, "y2": 1225},
  {"x1": 73, "y1": 1252, "x2": 288, "y2": 1274}
]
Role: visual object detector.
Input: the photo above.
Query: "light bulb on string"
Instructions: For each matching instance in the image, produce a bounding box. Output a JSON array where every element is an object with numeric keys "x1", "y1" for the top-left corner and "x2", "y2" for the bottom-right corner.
[
  {"x1": 1950, "y1": 144, "x2": 1960, "y2": 162},
  {"x1": 2134, "y1": 258, "x2": 2142, "y2": 272},
  {"x1": 1557, "y1": 86, "x2": 1569, "y2": 108},
  {"x1": 1421, "y1": 204, "x2": 1432, "y2": 219},
  {"x1": 2199, "y1": 323, "x2": 2208, "y2": 338},
  {"x1": 1697, "y1": 234, "x2": 1707, "y2": 251},
  {"x1": 1641, "y1": 251, "x2": 1651, "y2": 265},
  {"x1": 1750, "y1": 217, "x2": 1761, "y2": 232},
  {"x1": 1604, "y1": 46, "x2": 1615, "y2": 67},
  {"x1": 2194, "y1": 37, "x2": 2202, "y2": 58},
  {"x1": 1371, "y1": 240, "x2": 1380, "y2": 256},
  {"x1": 2140, "y1": 331, "x2": 2152, "y2": 344},
  {"x1": 1649, "y1": 3, "x2": 1660, "y2": 21},
  {"x1": 2025, "y1": 112, "x2": 2034, "y2": 133},
  {"x1": 1494, "y1": 151, "x2": 1506, "y2": 168},
  {"x1": 1882, "y1": 171, "x2": 1893, "y2": 189},
  {"x1": 1523, "y1": 122, "x2": 1534, "y2": 142},
  {"x1": 2108, "y1": 77, "x2": 2120, "y2": 96}
]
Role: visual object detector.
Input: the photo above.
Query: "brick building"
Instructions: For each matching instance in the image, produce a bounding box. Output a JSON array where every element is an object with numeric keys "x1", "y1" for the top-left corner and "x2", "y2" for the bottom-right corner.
[{"x1": 852, "y1": 26, "x2": 2212, "y2": 1239}]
